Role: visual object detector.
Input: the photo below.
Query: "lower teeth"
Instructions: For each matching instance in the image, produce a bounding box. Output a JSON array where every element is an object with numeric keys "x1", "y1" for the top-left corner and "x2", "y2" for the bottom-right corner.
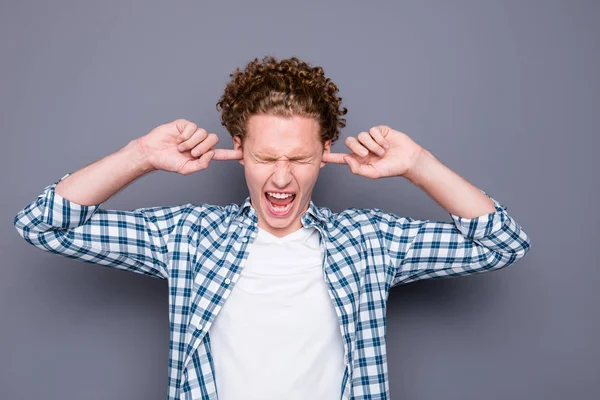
[
  {"x1": 269, "y1": 198, "x2": 294, "y2": 213},
  {"x1": 273, "y1": 203, "x2": 290, "y2": 211}
]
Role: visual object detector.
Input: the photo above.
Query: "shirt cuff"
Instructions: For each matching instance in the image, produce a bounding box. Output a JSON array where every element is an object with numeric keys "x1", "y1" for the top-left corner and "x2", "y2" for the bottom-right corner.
[
  {"x1": 39, "y1": 172, "x2": 101, "y2": 229},
  {"x1": 449, "y1": 189, "x2": 508, "y2": 240}
]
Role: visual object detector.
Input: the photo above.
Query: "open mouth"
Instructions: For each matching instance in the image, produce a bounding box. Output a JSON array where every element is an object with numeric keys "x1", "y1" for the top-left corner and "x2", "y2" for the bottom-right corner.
[{"x1": 264, "y1": 192, "x2": 297, "y2": 216}]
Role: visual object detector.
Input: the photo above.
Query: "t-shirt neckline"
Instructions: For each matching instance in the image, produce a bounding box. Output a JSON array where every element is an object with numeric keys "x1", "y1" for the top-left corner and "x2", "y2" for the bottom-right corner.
[{"x1": 257, "y1": 226, "x2": 314, "y2": 244}]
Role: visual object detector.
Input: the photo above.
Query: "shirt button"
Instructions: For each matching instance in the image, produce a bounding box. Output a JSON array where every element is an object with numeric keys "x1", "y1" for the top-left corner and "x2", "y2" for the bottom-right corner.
[
  {"x1": 224, "y1": 278, "x2": 231, "y2": 285},
  {"x1": 241, "y1": 237, "x2": 248, "y2": 243}
]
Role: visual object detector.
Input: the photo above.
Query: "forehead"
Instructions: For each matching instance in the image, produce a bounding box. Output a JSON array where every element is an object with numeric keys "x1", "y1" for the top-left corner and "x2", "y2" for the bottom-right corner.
[{"x1": 245, "y1": 114, "x2": 321, "y2": 156}]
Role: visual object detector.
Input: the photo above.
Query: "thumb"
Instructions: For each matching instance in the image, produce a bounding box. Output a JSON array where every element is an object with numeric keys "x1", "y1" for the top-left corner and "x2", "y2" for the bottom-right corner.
[
  {"x1": 344, "y1": 155, "x2": 359, "y2": 173},
  {"x1": 180, "y1": 150, "x2": 215, "y2": 175}
]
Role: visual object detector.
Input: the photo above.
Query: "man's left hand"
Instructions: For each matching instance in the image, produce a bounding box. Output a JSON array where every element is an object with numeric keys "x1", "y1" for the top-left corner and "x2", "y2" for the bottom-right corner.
[{"x1": 322, "y1": 126, "x2": 424, "y2": 179}]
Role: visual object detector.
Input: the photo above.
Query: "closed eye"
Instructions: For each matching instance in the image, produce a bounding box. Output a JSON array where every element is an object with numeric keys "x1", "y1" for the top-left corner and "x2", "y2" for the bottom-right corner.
[{"x1": 257, "y1": 159, "x2": 312, "y2": 163}]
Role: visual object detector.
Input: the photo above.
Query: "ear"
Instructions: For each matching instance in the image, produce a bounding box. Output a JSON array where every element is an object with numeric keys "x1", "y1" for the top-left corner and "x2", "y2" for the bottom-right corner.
[
  {"x1": 320, "y1": 140, "x2": 332, "y2": 168},
  {"x1": 233, "y1": 136, "x2": 245, "y2": 166}
]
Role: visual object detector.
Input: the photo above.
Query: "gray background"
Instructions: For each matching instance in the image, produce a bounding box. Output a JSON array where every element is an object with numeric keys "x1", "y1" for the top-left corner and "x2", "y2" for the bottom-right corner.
[{"x1": 1, "y1": 0, "x2": 597, "y2": 399}]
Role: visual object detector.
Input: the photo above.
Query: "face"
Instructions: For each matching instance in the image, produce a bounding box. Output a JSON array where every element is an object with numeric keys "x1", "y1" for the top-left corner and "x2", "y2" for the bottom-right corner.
[{"x1": 233, "y1": 114, "x2": 331, "y2": 238}]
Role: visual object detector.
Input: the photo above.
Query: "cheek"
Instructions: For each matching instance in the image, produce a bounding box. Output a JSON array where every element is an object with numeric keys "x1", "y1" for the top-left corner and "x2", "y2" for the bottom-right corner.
[
  {"x1": 244, "y1": 165, "x2": 271, "y2": 185},
  {"x1": 294, "y1": 165, "x2": 320, "y2": 183}
]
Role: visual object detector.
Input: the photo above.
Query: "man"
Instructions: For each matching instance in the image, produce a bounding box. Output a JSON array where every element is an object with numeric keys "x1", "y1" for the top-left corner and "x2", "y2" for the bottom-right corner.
[{"x1": 14, "y1": 56, "x2": 531, "y2": 400}]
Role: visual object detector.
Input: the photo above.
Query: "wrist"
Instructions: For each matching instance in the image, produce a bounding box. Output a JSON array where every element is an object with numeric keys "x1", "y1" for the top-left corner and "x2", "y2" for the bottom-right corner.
[
  {"x1": 403, "y1": 147, "x2": 432, "y2": 185},
  {"x1": 122, "y1": 140, "x2": 157, "y2": 174}
]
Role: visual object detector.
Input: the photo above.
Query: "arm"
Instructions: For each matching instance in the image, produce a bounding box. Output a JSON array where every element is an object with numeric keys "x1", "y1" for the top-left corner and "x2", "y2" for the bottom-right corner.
[
  {"x1": 13, "y1": 119, "x2": 233, "y2": 280},
  {"x1": 53, "y1": 139, "x2": 156, "y2": 206},
  {"x1": 382, "y1": 150, "x2": 530, "y2": 286},
  {"x1": 13, "y1": 141, "x2": 187, "y2": 280},
  {"x1": 323, "y1": 125, "x2": 531, "y2": 287},
  {"x1": 378, "y1": 190, "x2": 530, "y2": 287},
  {"x1": 404, "y1": 148, "x2": 497, "y2": 219}
]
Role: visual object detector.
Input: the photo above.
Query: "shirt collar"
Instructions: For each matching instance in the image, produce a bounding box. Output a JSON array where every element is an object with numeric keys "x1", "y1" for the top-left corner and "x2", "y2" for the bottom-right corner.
[{"x1": 233, "y1": 196, "x2": 329, "y2": 227}]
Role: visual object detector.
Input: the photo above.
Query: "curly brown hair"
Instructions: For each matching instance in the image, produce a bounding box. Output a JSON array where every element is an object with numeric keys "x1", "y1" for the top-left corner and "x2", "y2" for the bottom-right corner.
[{"x1": 216, "y1": 56, "x2": 347, "y2": 146}]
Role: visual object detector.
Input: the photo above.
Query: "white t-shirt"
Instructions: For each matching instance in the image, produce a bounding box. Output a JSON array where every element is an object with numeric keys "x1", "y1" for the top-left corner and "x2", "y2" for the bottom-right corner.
[{"x1": 210, "y1": 226, "x2": 346, "y2": 400}]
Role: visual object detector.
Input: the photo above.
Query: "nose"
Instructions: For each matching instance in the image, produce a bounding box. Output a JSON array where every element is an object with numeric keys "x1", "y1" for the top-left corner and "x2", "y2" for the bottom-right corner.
[{"x1": 271, "y1": 161, "x2": 293, "y2": 188}]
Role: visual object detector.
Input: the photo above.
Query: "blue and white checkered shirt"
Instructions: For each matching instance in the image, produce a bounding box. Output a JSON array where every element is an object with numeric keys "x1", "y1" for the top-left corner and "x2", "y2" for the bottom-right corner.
[{"x1": 14, "y1": 172, "x2": 531, "y2": 399}]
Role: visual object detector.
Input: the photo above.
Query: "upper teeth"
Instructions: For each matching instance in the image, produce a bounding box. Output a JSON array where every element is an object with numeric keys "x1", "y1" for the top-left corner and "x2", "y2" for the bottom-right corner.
[{"x1": 268, "y1": 192, "x2": 294, "y2": 199}]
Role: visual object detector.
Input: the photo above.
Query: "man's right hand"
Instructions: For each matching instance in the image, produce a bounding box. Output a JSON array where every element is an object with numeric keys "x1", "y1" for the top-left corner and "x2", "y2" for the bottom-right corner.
[{"x1": 136, "y1": 119, "x2": 243, "y2": 175}]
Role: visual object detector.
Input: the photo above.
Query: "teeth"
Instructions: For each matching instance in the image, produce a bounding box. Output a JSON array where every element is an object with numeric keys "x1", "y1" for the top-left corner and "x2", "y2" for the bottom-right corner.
[
  {"x1": 267, "y1": 192, "x2": 295, "y2": 199},
  {"x1": 272, "y1": 203, "x2": 292, "y2": 211},
  {"x1": 270, "y1": 201, "x2": 294, "y2": 213}
]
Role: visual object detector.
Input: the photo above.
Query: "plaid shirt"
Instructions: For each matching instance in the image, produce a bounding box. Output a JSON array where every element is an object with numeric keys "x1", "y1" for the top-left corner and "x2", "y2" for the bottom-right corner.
[{"x1": 14, "y1": 172, "x2": 531, "y2": 400}]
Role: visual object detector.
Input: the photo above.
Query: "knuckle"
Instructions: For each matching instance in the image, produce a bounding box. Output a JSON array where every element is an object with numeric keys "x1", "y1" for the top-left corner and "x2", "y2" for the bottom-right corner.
[
  {"x1": 194, "y1": 128, "x2": 206, "y2": 142},
  {"x1": 358, "y1": 131, "x2": 369, "y2": 140},
  {"x1": 191, "y1": 146, "x2": 202, "y2": 156},
  {"x1": 193, "y1": 130, "x2": 207, "y2": 142}
]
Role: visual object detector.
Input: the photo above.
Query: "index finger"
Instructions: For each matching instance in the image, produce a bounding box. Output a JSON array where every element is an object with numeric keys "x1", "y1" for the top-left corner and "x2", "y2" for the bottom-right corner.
[
  {"x1": 322, "y1": 152, "x2": 348, "y2": 164},
  {"x1": 212, "y1": 148, "x2": 243, "y2": 161}
]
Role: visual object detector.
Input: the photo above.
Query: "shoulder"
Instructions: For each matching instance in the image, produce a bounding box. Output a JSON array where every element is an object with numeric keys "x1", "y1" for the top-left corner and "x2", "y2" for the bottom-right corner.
[
  {"x1": 173, "y1": 202, "x2": 241, "y2": 232},
  {"x1": 317, "y1": 204, "x2": 390, "y2": 231},
  {"x1": 321, "y1": 204, "x2": 416, "y2": 233}
]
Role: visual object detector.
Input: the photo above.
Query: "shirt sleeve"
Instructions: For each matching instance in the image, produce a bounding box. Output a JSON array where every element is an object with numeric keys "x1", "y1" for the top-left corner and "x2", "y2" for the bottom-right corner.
[
  {"x1": 13, "y1": 172, "x2": 191, "y2": 280},
  {"x1": 375, "y1": 190, "x2": 531, "y2": 287}
]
